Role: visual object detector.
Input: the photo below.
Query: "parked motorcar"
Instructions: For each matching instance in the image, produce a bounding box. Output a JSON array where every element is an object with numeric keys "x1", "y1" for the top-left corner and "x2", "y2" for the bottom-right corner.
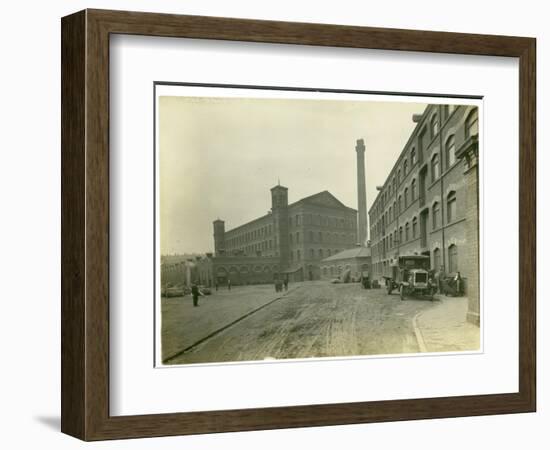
[
  {"x1": 162, "y1": 286, "x2": 186, "y2": 298},
  {"x1": 384, "y1": 255, "x2": 435, "y2": 301}
]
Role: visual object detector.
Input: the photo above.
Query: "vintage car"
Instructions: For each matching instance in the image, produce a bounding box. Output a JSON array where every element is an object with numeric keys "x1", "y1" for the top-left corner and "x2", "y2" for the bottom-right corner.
[{"x1": 384, "y1": 255, "x2": 435, "y2": 301}]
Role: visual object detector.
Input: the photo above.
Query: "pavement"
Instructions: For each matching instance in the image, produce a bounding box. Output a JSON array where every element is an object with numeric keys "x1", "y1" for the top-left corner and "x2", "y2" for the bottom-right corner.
[
  {"x1": 413, "y1": 295, "x2": 480, "y2": 353},
  {"x1": 161, "y1": 283, "x2": 300, "y2": 362}
]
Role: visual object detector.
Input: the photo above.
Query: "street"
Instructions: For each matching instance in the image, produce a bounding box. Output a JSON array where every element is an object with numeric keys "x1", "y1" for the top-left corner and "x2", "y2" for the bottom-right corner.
[{"x1": 164, "y1": 281, "x2": 437, "y2": 365}]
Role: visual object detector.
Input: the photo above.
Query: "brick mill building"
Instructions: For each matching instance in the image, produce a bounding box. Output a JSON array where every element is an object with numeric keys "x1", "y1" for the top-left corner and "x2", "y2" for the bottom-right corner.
[
  {"x1": 199, "y1": 187, "x2": 360, "y2": 285},
  {"x1": 368, "y1": 103, "x2": 480, "y2": 324}
]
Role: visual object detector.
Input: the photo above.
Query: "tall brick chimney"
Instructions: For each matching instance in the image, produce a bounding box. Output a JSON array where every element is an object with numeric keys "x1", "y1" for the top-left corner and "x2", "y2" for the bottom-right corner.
[{"x1": 356, "y1": 139, "x2": 368, "y2": 245}]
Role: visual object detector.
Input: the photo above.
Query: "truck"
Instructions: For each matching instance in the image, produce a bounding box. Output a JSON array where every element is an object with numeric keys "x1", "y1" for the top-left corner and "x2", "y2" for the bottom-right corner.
[{"x1": 384, "y1": 255, "x2": 435, "y2": 301}]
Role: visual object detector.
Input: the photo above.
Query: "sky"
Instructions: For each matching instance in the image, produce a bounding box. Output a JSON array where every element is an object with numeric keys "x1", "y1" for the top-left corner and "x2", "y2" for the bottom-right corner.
[{"x1": 159, "y1": 95, "x2": 427, "y2": 255}]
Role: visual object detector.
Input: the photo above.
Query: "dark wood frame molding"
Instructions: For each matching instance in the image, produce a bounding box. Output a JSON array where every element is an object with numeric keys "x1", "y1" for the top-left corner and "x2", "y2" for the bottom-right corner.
[{"x1": 61, "y1": 9, "x2": 536, "y2": 441}]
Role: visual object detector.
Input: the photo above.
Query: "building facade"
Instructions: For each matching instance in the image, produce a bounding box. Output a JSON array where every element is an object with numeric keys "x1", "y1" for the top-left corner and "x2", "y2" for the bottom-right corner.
[
  {"x1": 368, "y1": 104, "x2": 479, "y2": 296},
  {"x1": 319, "y1": 246, "x2": 371, "y2": 282},
  {"x1": 201, "y1": 186, "x2": 359, "y2": 285}
]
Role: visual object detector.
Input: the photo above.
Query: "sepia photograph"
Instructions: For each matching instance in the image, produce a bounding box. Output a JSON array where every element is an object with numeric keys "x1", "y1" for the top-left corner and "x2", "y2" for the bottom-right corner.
[{"x1": 156, "y1": 85, "x2": 481, "y2": 366}]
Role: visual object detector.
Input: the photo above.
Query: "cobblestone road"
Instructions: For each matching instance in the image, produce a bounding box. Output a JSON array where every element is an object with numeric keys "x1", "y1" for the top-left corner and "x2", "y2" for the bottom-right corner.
[{"x1": 166, "y1": 281, "x2": 436, "y2": 365}]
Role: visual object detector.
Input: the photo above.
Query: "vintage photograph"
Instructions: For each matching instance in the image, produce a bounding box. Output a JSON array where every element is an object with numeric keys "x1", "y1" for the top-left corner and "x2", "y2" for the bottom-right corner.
[{"x1": 156, "y1": 87, "x2": 481, "y2": 366}]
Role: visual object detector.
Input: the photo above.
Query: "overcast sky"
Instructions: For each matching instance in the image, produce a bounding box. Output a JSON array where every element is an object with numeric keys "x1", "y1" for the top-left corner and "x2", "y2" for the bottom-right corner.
[{"x1": 159, "y1": 95, "x2": 427, "y2": 255}]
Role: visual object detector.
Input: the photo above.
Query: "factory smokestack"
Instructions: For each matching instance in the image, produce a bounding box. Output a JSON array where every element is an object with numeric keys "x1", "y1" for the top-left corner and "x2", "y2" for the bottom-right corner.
[{"x1": 355, "y1": 139, "x2": 368, "y2": 245}]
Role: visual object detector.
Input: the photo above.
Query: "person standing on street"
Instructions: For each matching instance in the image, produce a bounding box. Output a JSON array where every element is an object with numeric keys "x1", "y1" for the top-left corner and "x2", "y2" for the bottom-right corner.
[
  {"x1": 283, "y1": 277, "x2": 288, "y2": 291},
  {"x1": 191, "y1": 282, "x2": 200, "y2": 307},
  {"x1": 436, "y1": 265, "x2": 445, "y2": 294},
  {"x1": 227, "y1": 278, "x2": 232, "y2": 291}
]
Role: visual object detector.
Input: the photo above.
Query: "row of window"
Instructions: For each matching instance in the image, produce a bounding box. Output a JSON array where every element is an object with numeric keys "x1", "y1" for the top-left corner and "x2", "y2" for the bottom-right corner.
[
  {"x1": 376, "y1": 191, "x2": 458, "y2": 253},
  {"x1": 290, "y1": 248, "x2": 342, "y2": 262},
  {"x1": 289, "y1": 231, "x2": 355, "y2": 245},
  {"x1": 289, "y1": 214, "x2": 355, "y2": 230},
  {"x1": 371, "y1": 106, "x2": 477, "y2": 219}
]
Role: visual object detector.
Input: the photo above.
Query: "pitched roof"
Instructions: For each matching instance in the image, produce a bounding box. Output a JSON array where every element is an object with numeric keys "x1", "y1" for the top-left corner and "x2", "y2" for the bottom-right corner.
[
  {"x1": 321, "y1": 246, "x2": 371, "y2": 262},
  {"x1": 289, "y1": 190, "x2": 356, "y2": 211}
]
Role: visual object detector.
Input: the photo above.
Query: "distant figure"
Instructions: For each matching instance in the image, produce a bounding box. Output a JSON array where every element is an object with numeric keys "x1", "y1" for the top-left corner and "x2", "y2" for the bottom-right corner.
[
  {"x1": 436, "y1": 265, "x2": 445, "y2": 294},
  {"x1": 361, "y1": 274, "x2": 370, "y2": 289},
  {"x1": 453, "y1": 271, "x2": 463, "y2": 296},
  {"x1": 215, "y1": 281, "x2": 218, "y2": 292},
  {"x1": 227, "y1": 278, "x2": 232, "y2": 291},
  {"x1": 191, "y1": 282, "x2": 200, "y2": 307},
  {"x1": 283, "y1": 277, "x2": 288, "y2": 291}
]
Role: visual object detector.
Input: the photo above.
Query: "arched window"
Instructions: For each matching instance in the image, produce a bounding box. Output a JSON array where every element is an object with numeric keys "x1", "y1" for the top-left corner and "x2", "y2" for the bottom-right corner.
[
  {"x1": 404, "y1": 188, "x2": 409, "y2": 208},
  {"x1": 404, "y1": 159, "x2": 408, "y2": 175},
  {"x1": 433, "y1": 247, "x2": 441, "y2": 270},
  {"x1": 405, "y1": 222, "x2": 410, "y2": 241},
  {"x1": 397, "y1": 169, "x2": 401, "y2": 184},
  {"x1": 389, "y1": 206, "x2": 393, "y2": 221},
  {"x1": 465, "y1": 108, "x2": 479, "y2": 138},
  {"x1": 412, "y1": 217, "x2": 418, "y2": 238},
  {"x1": 432, "y1": 202, "x2": 440, "y2": 229},
  {"x1": 447, "y1": 191, "x2": 457, "y2": 223},
  {"x1": 448, "y1": 244, "x2": 458, "y2": 273},
  {"x1": 399, "y1": 227, "x2": 403, "y2": 243},
  {"x1": 389, "y1": 234, "x2": 393, "y2": 248},
  {"x1": 393, "y1": 201, "x2": 397, "y2": 218},
  {"x1": 411, "y1": 179, "x2": 416, "y2": 201},
  {"x1": 411, "y1": 147, "x2": 417, "y2": 165},
  {"x1": 398, "y1": 195, "x2": 402, "y2": 212},
  {"x1": 431, "y1": 153, "x2": 440, "y2": 182},
  {"x1": 445, "y1": 135, "x2": 456, "y2": 168},
  {"x1": 430, "y1": 113, "x2": 439, "y2": 137}
]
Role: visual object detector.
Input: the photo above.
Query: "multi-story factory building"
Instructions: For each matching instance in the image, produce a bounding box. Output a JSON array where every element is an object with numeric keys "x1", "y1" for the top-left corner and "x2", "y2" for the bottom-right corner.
[
  {"x1": 368, "y1": 104, "x2": 479, "y2": 299},
  {"x1": 206, "y1": 186, "x2": 359, "y2": 285}
]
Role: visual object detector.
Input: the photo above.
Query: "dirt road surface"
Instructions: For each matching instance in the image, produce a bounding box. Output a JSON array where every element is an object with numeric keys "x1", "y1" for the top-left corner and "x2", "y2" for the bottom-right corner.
[{"x1": 167, "y1": 281, "x2": 435, "y2": 365}]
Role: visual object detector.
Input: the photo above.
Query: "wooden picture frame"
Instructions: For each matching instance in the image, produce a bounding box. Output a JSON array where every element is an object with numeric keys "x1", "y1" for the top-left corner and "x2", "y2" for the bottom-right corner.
[{"x1": 61, "y1": 9, "x2": 536, "y2": 441}]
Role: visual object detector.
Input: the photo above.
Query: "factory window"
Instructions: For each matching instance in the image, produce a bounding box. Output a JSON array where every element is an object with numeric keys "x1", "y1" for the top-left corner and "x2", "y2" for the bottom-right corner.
[
  {"x1": 411, "y1": 147, "x2": 417, "y2": 165},
  {"x1": 297, "y1": 250, "x2": 301, "y2": 261},
  {"x1": 404, "y1": 188, "x2": 409, "y2": 208},
  {"x1": 431, "y1": 153, "x2": 440, "y2": 182},
  {"x1": 398, "y1": 195, "x2": 402, "y2": 212},
  {"x1": 309, "y1": 230, "x2": 314, "y2": 242},
  {"x1": 289, "y1": 234, "x2": 293, "y2": 244},
  {"x1": 430, "y1": 113, "x2": 439, "y2": 138},
  {"x1": 432, "y1": 202, "x2": 440, "y2": 229},
  {"x1": 310, "y1": 249, "x2": 314, "y2": 259},
  {"x1": 398, "y1": 169, "x2": 401, "y2": 184},
  {"x1": 389, "y1": 234, "x2": 393, "y2": 248},
  {"x1": 405, "y1": 222, "x2": 410, "y2": 241},
  {"x1": 446, "y1": 135, "x2": 456, "y2": 168},
  {"x1": 466, "y1": 110, "x2": 479, "y2": 140},
  {"x1": 296, "y1": 232, "x2": 300, "y2": 243},
  {"x1": 319, "y1": 231, "x2": 323, "y2": 242},
  {"x1": 412, "y1": 217, "x2": 418, "y2": 238},
  {"x1": 448, "y1": 244, "x2": 458, "y2": 273},
  {"x1": 404, "y1": 159, "x2": 408, "y2": 174},
  {"x1": 319, "y1": 249, "x2": 324, "y2": 258},
  {"x1": 389, "y1": 206, "x2": 392, "y2": 221},
  {"x1": 447, "y1": 191, "x2": 457, "y2": 223},
  {"x1": 399, "y1": 226, "x2": 403, "y2": 243},
  {"x1": 411, "y1": 178, "x2": 416, "y2": 200}
]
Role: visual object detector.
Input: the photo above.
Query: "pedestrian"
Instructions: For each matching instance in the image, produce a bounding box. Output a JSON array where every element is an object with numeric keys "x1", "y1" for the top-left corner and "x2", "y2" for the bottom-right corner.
[
  {"x1": 436, "y1": 265, "x2": 445, "y2": 294},
  {"x1": 215, "y1": 281, "x2": 218, "y2": 292},
  {"x1": 454, "y1": 271, "x2": 463, "y2": 296},
  {"x1": 227, "y1": 278, "x2": 231, "y2": 291},
  {"x1": 191, "y1": 281, "x2": 200, "y2": 307},
  {"x1": 283, "y1": 277, "x2": 288, "y2": 291}
]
